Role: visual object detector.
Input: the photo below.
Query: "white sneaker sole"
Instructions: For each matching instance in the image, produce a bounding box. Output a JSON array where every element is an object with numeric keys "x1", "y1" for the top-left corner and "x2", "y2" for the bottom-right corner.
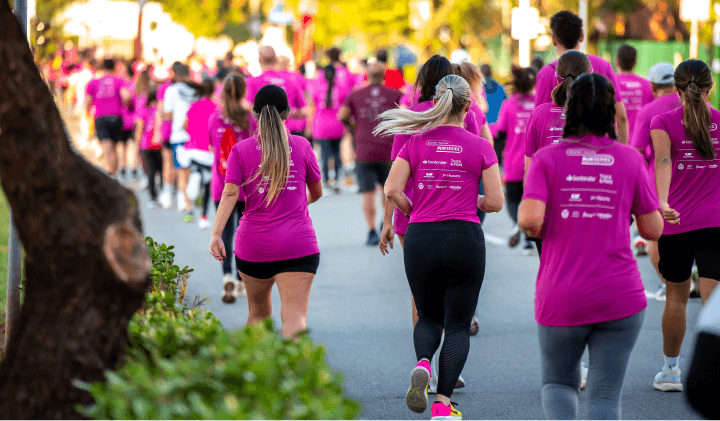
[
  {"x1": 406, "y1": 366, "x2": 430, "y2": 414},
  {"x1": 431, "y1": 416, "x2": 462, "y2": 420},
  {"x1": 654, "y1": 381, "x2": 683, "y2": 392}
]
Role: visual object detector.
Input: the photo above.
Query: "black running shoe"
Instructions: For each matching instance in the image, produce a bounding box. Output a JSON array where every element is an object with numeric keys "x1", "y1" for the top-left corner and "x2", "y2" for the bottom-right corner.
[{"x1": 367, "y1": 230, "x2": 380, "y2": 246}]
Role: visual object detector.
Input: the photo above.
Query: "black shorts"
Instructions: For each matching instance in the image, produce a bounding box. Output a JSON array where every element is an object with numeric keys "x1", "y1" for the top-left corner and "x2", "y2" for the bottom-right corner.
[
  {"x1": 121, "y1": 129, "x2": 134, "y2": 142},
  {"x1": 235, "y1": 253, "x2": 320, "y2": 279},
  {"x1": 658, "y1": 227, "x2": 720, "y2": 283},
  {"x1": 356, "y1": 161, "x2": 391, "y2": 193},
  {"x1": 162, "y1": 141, "x2": 173, "y2": 150},
  {"x1": 95, "y1": 116, "x2": 123, "y2": 143}
]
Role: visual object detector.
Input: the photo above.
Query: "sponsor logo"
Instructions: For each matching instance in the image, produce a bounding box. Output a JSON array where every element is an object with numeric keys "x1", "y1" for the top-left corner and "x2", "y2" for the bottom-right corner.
[
  {"x1": 710, "y1": 164, "x2": 719, "y2": 169},
  {"x1": 561, "y1": 209, "x2": 570, "y2": 219},
  {"x1": 256, "y1": 145, "x2": 262, "y2": 150},
  {"x1": 597, "y1": 213, "x2": 613, "y2": 220},
  {"x1": 551, "y1": 107, "x2": 564, "y2": 113},
  {"x1": 572, "y1": 211, "x2": 580, "y2": 218},
  {"x1": 424, "y1": 160, "x2": 447, "y2": 165},
  {"x1": 678, "y1": 163, "x2": 685, "y2": 170},
  {"x1": 591, "y1": 195, "x2": 611, "y2": 202},
  {"x1": 418, "y1": 183, "x2": 424, "y2": 189},
  {"x1": 522, "y1": 102, "x2": 534, "y2": 109},
  {"x1": 714, "y1": 139, "x2": 720, "y2": 144},
  {"x1": 682, "y1": 140, "x2": 692, "y2": 144},
  {"x1": 696, "y1": 165, "x2": 707, "y2": 169},
  {"x1": 625, "y1": 82, "x2": 641, "y2": 88},
  {"x1": 450, "y1": 185, "x2": 462, "y2": 190},
  {"x1": 451, "y1": 159, "x2": 462, "y2": 166},
  {"x1": 711, "y1": 123, "x2": 718, "y2": 131},
  {"x1": 258, "y1": 187, "x2": 265, "y2": 194},
  {"x1": 437, "y1": 145, "x2": 462, "y2": 153},
  {"x1": 290, "y1": 161, "x2": 295, "y2": 166},
  {"x1": 566, "y1": 175, "x2": 597, "y2": 182},
  {"x1": 599, "y1": 174, "x2": 614, "y2": 185},
  {"x1": 550, "y1": 127, "x2": 563, "y2": 131},
  {"x1": 688, "y1": 165, "x2": 693, "y2": 169},
  {"x1": 684, "y1": 152, "x2": 694, "y2": 157},
  {"x1": 287, "y1": 186, "x2": 297, "y2": 191},
  {"x1": 371, "y1": 87, "x2": 380, "y2": 97},
  {"x1": 436, "y1": 185, "x2": 448, "y2": 189},
  {"x1": 569, "y1": 193, "x2": 582, "y2": 202},
  {"x1": 427, "y1": 185, "x2": 433, "y2": 189},
  {"x1": 424, "y1": 173, "x2": 434, "y2": 177},
  {"x1": 425, "y1": 141, "x2": 448, "y2": 146},
  {"x1": 582, "y1": 154, "x2": 615, "y2": 166}
]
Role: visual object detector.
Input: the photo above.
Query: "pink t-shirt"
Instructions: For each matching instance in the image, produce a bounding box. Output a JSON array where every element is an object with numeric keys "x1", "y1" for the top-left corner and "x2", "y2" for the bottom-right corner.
[
  {"x1": 310, "y1": 77, "x2": 348, "y2": 140},
  {"x1": 207, "y1": 111, "x2": 256, "y2": 202},
  {"x1": 470, "y1": 101, "x2": 488, "y2": 130},
  {"x1": 121, "y1": 80, "x2": 136, "y2": 130},
  {"x1": 649, "y1": 106, "x2": 720, "y2": 235},
  {"x1": 400, "y1": 90, "x2": 421, "y2": 108},
  {"x1": 492, "y1": 93, "x2": 535, "y2": 182},
  {"x1": 525, "y1": 102, "x2": 566, "y2": 158},
  {"x1": 390, "y1": 101, "x2": 483, "y2": 235},
  {"x1": 534, "y1": 55, "x2": 622, "y2": 107},
  {"x1": 157, "y1": 81, "x2": 173, "y2": 141},
  {"x1": 184, "y1": 98, "x2": 218, "y2": 151},
  {"x1": 225, "y1": 134, "x2": 322, "y2": 262},
  {"x1": 629, "y1": 94, "x2": 681, "y2": 172},
  {"x1": 86, "y1": 75, "x2": 125, "y2": 118},
  {"x1": 616, "y1": 73, "x2": 654, "y2": 134},
  {"x1": 283, "y1": 71, "x2": 309, "y2": 133},
  {"x1": 343, "y1": 84, "x2": 403, "y2": 162},
  {"x1": 334, "y1": 65, "x2": 357, "y2": 93},
  {"x1": 245, "y1": 70, "x2": 307, "y2": 116},
  {"x1": 523, "y1": 134, "x2": 658, "y2": 326},
  {"x1": 139, "y1": 104, "x2": 157, "y2": 150},
  {"x1": 397, "y1": 126, "x2": 497, "y2": 224}
]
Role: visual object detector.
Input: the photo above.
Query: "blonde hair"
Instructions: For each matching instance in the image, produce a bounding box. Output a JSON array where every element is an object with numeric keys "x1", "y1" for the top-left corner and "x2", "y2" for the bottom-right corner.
[
  {"x1": 374, "y1": 75, "x2": 471, "y2": 136},
  {"x1": 248, "y1": 105, "x2": 291, "y2": 206}
]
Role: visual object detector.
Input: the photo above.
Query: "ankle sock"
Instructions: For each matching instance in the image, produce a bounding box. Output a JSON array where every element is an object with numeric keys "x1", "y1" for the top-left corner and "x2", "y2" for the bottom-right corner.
[{"x1": 664, "y1": 355, "x2": 679, "y2": 369}]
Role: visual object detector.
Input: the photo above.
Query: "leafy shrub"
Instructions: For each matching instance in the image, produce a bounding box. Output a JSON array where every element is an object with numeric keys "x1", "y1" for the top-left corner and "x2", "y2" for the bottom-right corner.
[{"x1": 77, "y1": 237, "x2": 360, "y2": 420}]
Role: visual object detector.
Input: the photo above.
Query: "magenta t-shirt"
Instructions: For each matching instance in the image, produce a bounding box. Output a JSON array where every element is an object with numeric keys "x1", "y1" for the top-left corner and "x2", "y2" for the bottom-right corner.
[
  {"x1": 184, "y1": 98, "x2": 218, "y2": 151},
  {"x1": 534, "y1": 55, "x2": 622, "y2": 106},
  {"x1": 523, "y1": 134, "x2": 658, "y2": 326},
  {"x1": 397, "y1": 126, "x2": 497, "y2": 224},
  {"x1": 629, "y1": 93, "x2": 681, "y2": 175},
  {"x1": 283, "y1": 71, "x2": 309, "y2": 133},
  {"x1": 86, "y1": 75, "x2": 125, "y2": 118},
  {"x1": 343, "y1": 84, "x2": 403, "y2": 162},
  {"x1": 139, "y1": 104, "x2": 156, "y2": 150},
  {"x1": 492, "y1": 93, "x2": 535, "y2": 182},
  {"x1": 121, "y1": 80, "x2": 136, "y2": 130},
  {"x1": 157, "y1": 81, "x2": 173, "y2": 141},
  {"x1": 207, "y1": 111, "x2": 256, "y2": 202},
  {"x1": 225, "y1": 134, "x2": 322, "y2": 262},
  {"x1": 616, "y1": 74, "x2": 654, "y2": 134},
  {"x1": 400, "y1": 90, "x2": 421, "y2": 108},
  {"x1": 470, "y1": 101, "x2": 488, "y2": 129},
  {"x1": 649, "y1": 106, "x2": 720, "y2": 235},
  {"x1": 525, "y1": 102, "x2": 567, "y2": 158},
  {"x1": 390, "y1": 101, "x2": 483, "y2": 235},
  {"x1": 245, "y1": 70, "x2": 307, "y2": 118},
  {"x1": 309, "y1": 77, "x2": 348, "y2": 140}
]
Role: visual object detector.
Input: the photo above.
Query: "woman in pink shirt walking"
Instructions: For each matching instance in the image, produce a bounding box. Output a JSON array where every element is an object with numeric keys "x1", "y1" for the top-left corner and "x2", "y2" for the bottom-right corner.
[
  {"x1": 209, "y1": 85, "x2": 323, "y2": 338},
  {"x1": 519, "y1": 74, "x2": 663, "y2": 419},
  {"x1": 376, "y1": 75, "x2": 504, "y2": 420},
  {"x1": 650, "y1": 59, "x2": 720, "y2": 392}
]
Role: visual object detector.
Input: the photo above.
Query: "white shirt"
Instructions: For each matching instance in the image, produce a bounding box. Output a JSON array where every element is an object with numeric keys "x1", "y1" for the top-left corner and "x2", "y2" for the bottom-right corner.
[{"x1": 163, "y1": 82, "x2": 198, "y2": 144}]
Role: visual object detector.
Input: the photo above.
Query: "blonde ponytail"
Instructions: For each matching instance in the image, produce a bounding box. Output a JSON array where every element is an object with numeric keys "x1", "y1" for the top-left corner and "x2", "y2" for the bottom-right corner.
[
  {"x1": 374, "y1": 74, "x2": 471, "y2": 136},
  {"x1": 248, "y1": 105, "x2": 291, "y2": 206}
]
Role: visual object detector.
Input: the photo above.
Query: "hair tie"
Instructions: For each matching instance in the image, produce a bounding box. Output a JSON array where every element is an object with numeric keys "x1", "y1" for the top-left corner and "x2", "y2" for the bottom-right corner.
[{"x1": 566, "y1": 73, "x2": 575, "y2": 79}]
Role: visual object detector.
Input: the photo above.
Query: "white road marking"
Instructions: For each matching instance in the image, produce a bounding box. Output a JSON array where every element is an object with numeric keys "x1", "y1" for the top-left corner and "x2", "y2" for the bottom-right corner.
[{"x1": 485, "y1": 233, "x2": 507, "y2": 246}]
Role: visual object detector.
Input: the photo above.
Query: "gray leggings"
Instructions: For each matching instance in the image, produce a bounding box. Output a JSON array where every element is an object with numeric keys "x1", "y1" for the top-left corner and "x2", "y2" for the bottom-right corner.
[{"x1": 538, "y1": 310, "x2": 645, "y2": 420}]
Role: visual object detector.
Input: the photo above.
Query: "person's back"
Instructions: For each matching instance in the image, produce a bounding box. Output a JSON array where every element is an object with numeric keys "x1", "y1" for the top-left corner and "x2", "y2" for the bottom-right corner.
[
  {"x1": 165, "y1": 78, "x2": 200, "y2": 144},
  {"x1": 481, "y1": 64, "x2": 505, "y2": 124},
  {"x1": 310, "y1": 72, "x2": 347, "y2": 141},
  {"x1": 227, "y1": 133, "x2": 319, "y2": 261},
  {"x1": 345, "y1": 84, "x2": 403, "y2": 162},
  {"x1": 615, "y1": 44, "x2": 654, "y2": 133},
  {"x1": 87, "y1": 73, "x2": 124, "y2": 118},
  {"x1": 535, "y1": 55, "x2": 620, "y2": 106}
]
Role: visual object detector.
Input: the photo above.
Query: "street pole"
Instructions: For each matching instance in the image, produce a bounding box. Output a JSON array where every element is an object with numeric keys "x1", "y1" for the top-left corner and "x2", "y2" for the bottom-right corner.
[
  {"x1": 691, "y1": 18, "x2": 699, "y2": 58},
  {"x1": 579, "y1": 0, "x2": 588, "y2": 53},
  {"x1": 134, "y1": 0, "x2": 147, "y2": 60},
  {"x1": 7, "y1": 0, "x2": 28, "y2": 352}
]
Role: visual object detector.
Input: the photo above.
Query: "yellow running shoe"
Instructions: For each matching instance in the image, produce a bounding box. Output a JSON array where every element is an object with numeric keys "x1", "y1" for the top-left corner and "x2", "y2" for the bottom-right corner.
[{"x1": 431, "y1": 401, "x2": 462, "y2": 420}]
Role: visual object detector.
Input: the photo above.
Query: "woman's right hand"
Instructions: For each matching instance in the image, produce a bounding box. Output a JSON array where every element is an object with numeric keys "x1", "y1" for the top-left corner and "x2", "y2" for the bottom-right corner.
[
  {"x1": 379, "y1": 224, "x2": 394, "y2": 256},
  {"x1": 209, "y1": 235, "x2": 226, "y2": 262},
  {"x1": 661, "y1": 202, "x2": 680, "y2": 225}
]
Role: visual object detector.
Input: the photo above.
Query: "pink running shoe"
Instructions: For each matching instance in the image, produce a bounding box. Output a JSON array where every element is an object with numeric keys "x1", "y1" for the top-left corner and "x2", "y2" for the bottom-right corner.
[
  {"x1": 431, "y1": 401, "x2": 462, "y2": 420},
  {"x1": 406, "y1": 360, "x2": 431, "y2": 413}
]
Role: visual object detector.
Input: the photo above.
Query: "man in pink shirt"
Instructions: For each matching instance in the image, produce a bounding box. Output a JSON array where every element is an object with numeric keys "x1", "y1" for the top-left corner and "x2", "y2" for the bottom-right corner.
[
  {"x1": 246, "y1": 46, "x2": 309, "y2": 128},
  {"x1": 534, "y1": 11, "x2": 630, "y2": 144},
  {"x1": 615, "y1": 44, "x2": 654, "y2": 135},
  {"x1": 277, "y1": 54, "x2": 310, "y2": 139}
]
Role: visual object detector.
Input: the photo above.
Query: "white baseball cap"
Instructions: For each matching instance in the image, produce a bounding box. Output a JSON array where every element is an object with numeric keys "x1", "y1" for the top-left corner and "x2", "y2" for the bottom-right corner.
[{"x1": 648, "y1": 62, "x2": 675, "y2": 84}]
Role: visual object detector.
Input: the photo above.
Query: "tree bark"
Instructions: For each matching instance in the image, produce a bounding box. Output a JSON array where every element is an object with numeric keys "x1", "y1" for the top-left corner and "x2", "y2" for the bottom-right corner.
[{"x1": 0, "y1": 0, "x2": 151, "y2": 418}]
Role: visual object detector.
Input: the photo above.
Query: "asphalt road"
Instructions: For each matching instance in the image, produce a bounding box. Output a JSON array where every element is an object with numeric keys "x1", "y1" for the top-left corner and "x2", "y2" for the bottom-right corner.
[{"x1": 138, "y1": 184, "x2": 704, "y2": 420}]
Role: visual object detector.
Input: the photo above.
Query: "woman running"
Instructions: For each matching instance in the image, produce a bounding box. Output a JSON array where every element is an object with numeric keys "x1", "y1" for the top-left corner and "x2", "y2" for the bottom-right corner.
[
  {"x1": 491, "y1": 65, "x2": 536, "y2": 252},
  {"x1": 519, "y1": 73, "x2": 664, "y2": 419},
  {"x1": 209, "y1": 85, "x2": 323, "y2": 338},
  {"x1": 137, "y1": 90, "x2": 163, "y2": 207},
  {"x1": 310, "y1": 64, "x2": 348, "y2": 192},
  {"x1": 454, "y1": 62, "x2": 494, "y2": 148},
  {"x1": 376, "y1": 74, "x2": 504, "y2": 420},
  {"x1": 208, "y1": 74, "x2": 257, "y2": 303},
  {"x1": 650, "y1": 59, "x2": 720, "y2": 392}
]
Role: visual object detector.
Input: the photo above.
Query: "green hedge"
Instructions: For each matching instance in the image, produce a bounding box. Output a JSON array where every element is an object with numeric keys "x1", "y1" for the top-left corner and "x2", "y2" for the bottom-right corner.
[{"x1": 76, "y1": 238, "x2": 360, "y2": 420}]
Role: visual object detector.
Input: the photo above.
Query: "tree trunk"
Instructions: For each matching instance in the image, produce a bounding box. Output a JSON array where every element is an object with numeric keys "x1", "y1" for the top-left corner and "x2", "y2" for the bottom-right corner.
[{"x1": 0, "y1": 0, "x2": 151, "y2": 418}]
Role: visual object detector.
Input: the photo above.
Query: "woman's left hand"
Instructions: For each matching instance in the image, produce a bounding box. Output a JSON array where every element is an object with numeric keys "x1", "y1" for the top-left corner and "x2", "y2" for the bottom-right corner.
[{"x1": 209, "y1": 235, "x2": 226, "y2": 262}]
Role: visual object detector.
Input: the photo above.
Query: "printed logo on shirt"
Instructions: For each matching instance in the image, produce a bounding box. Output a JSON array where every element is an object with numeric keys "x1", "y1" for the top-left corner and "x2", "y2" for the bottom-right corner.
[
  {"x1": 678, "y1": 163, "x2": 685, "y2": 170},
  {"x1": 597, "y1": 213, "x2": 613, "y2": 220},
  {"x1": 711, "y1": 123, "x2": 718, "y2": 131},
  {"x1": 624, "y1": 82, "x2": 641, "y2": 88},
  {"x1": 258, "y1": 187, "x2": 265, "y2": 194},
  {"x1": 424, "y1": 173, "x2": 434, "y2": 177},
  {"x1": 418, "y1": 183, "x2": 424, "y2": 189},
  {"x1": 423, "y1": 160, "x2": 447, "y2": 165},
  {"x1": 599, "y1": 174, "x2": 614, "y2": 185},
  {"x1": 371, "y1": 87, "x2": 380, "y2": 97},
  {"x1": 569, "y1": 194, "x2": 582, "y2": 202},
  {"x1": 566, "y1": 175, "x2": 597, "y2": 182},
  {"x1": 688, "y1": 164, "x2": 693, "y2": 169},
  {"x1": 550, "y1": 127, "x2": 563, "y2": 131},
  {"x1": 682, "y1": 140, "x2": 692, "y2": 144},
  {"x1": 436, "y1": 145, "x2": 463, "y2": 153},
  {"x1": 427, "y1": 185, "x2": 433, "y2": 189},
  {"x1": 591, "y1": 195, "x2": 611, "y2": 202},
  {"x1": 572, "y1": 211, "x2": 581, "y2": 218},
  {"x1": 710, "y1": 164, "x2": 718, "y2": 169},
  {"x1": 522, "y1": 101, "x2": 534, "y2": 110},
  {"x1": 581, "y1": 154, "x2": 615, "y2": 166},
  {"x1": 561, "y1": 209, "x2": 570, "y2": 219},
  {"x1": 696, "y1": 165, "x2": 707, "y2": 169},
  {"x1": 451, "y1": 160, "x2": 462, "y2": 166},
  {"x1": 287, "y1": 186, "x2": 297, "y2": 190},
  {"x1": 683, "y1": 152, "x2": 695, "y2": 158},
  {"x1": 450, "y1": 185, "x2": 462, "y2": 190}
]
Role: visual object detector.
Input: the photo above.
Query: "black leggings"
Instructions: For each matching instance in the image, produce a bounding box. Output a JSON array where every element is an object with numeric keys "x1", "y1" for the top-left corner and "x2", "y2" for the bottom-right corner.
[
  {"x1": 142, "y1": 149, "x2": 163, "y2": 200},
  {"x1": 404, "y1": 220, "x2": 486, "y2": 398},
  {"x1": 506, "y1": 181, "x2": 523, "y2": 224},
  {"x1": 319, "y1": 138, "x2": 342, "y2": 183},
  {"x1": 214, "y1": 201, "x2": 245, "y2": 278}
]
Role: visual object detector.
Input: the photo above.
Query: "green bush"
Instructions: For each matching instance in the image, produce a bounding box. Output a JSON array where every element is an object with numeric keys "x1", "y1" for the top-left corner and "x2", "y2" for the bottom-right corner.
[{"x1": 76, "y1": 238, "x2": 360, "y2": 420}]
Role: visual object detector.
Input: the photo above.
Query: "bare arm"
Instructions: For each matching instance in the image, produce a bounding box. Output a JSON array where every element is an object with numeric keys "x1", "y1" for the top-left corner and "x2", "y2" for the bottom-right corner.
[
  {"x1": 209, "y1": 183, "x2": 241, "y2": 261},
  {"x1": 636, "y1": 210, "x2": 664, "y2": 241},
  {"x1": 481, "y1": 123, "x2": 494, "y2": 148},
  {"x1": 384, "y1": 158, "x2": 412, "y2": 216},
  {"x1": 307, "y1": 181, "x2": 323, "y2": 204},
  {"x1": 337, "y1": 105, "x2": 355, "y2": 131},
  {"x1": 652, "y1": 128, "x2": 680, "y2": 224},
  {"x1": 615, "y1": 101, "x2": 629, "y2": 145},
  {"x1": 479, "y1": 163, "x2": 504, "y2": 212},
  {"x1": 518, "y1": 199, "x2": 546, "y2": 239}
]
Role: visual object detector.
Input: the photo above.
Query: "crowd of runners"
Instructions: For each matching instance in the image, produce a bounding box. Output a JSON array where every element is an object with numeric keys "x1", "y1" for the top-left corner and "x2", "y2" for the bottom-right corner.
[{"x1": 47, "y1": 9, "x2": 720, "y2": 420}]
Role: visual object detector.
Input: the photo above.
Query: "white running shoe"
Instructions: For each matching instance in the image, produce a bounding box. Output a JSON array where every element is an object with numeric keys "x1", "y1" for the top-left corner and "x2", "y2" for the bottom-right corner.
[
  {"x1": 655, "y1": 284, "x2": 667, "y2": 302},
  {"x1": 222, "y1": 274, "x2": 238, "y2": 304},
  {"x1": 654, "y1": 364, "x2": 683, "y2": 392},
  {"x1": 158, "y1": 187, "x2": 173, "y2": 209},
  {"x1": 580, "y1": 362, "x2": 588, "y2": 390},
  {"x1": 147, "y1": 200, "x2": 158, "y2": 210},
  {"x1": 236, "y1": 279, "x2": 247, "y2": 297},
  {"x1": 428, "y1": 377, "x2": 438, "y2": 394},
  {"x1": 633, "y1": 236, "x2": 648, "y2": 256},
  {"x1": 187, "y1": 172, "x2": 202, "y2": 200},
  {"x1": 198, "y1": 216, "x2": 211, "y2": 230},
  {"x1": 177, "y1": 191, "x2": 186, "y2": 212}
]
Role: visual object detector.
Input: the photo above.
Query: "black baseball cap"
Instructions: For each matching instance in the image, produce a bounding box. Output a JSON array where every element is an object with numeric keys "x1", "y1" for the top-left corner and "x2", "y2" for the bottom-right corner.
[{"x1": 253, "y1": 85, "x2": 289, "y2": 114}]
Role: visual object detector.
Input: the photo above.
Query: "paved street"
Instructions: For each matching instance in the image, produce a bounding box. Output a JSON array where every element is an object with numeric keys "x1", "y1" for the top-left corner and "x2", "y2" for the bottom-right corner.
[{"x1": 139, "y1": 184, "x2": 704, "y2": 420}]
